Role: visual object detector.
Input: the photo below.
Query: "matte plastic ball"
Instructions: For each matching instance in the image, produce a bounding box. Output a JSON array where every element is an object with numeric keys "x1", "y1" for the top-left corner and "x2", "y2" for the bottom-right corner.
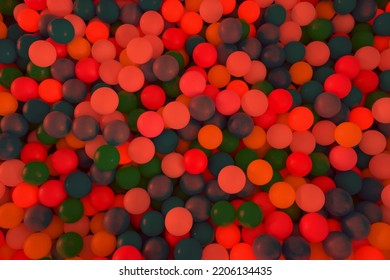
[
  {"x1": 162, "y1": 101, "x2": 190, "y2": 130},
  {"x1": 28, "y1": 40, "x2": 57, "y2": 67},
  {"x1": 369, "y1": 153, "x2": 390, "y2": 180},
  {"x1": 180, "y1": 70, "x2": 207, "y2": 97},
  {"x1": 94, "y1": 145, "x2": 120, "y2": 171},
  {"x1": 180, "y1": 173, "x2": 205, "y2": 196},
  {"x1": 47, "y1": 18, "x2": 75, "y2": 44},
  {"x1": 296, "y1": 184, "x2": 325, "y2": 213},
  {"x1": 252, "y1": 234, "x2": 281, "y2": 260},
  {"x1": 56, "y1": 232, "x2": 83, "y2": 259},
  {"x1": 24, "y1": 204, "x2": 52, "y2": 232},
  {"x1": 147, "y1": 175, "x2": 173, "y2": 201},
  {"x1": 282, "y1": 236, "x2": 310, "y2": 260},
  {"x1": 174, "y1": 238, "x2": 202, "y2": 260},
  {"x1": 217, "y1": 165, "x2": 246, "y2": 194},
  {"x1": 325, "y1": 188, "x2": 354, "y2": 217},
  {"x1": 23, "y1": 232, "x2": 51, "y2": 259},
  {"x1": 341, "y1": 212, "x2": 370, "y2": 240},
  {"x1": 11, "y1": 76, "x2": 39, "y2": 102},
  {"x1": 218, "y1": 18, "x2": 242, "y2": 44},
  {"x1": 72, "y1": 116, "x2": 99, "y2": 141},
  {"x1": 314, "y1": 92, "x2": 342, "y2": 118},
  {"x1": 189, "y1": 95, "x2": 215, "y2": 122},
  {"x1": 153, "y1": 54, "x2": 179, "y2": 81},
  {"x1": 128, "y1": 136, "x2": 155, "y2": 164},
  {"x1": 324, "y1": 74, "x2": 352, "y2": 99},
  {"x1": 323, "y1": 231, "x2": 352, "y2": 259},
  {"x1": 299, "y1": 213, "x2": 328, "y2": 243},
  {"x1": 42, "y1": 111, "x2": 71, "y2": 139},
  {"x1": 183, "y1": 149, "x2": 208, "y2": 175},
  {"x1": 237, "y1": 201, "x2": 263, "y2": 228},
  {"x1": 185, "y1": 196, "x2": 211, "y2": 223},
  {"x1": 368, "y1": 222, "x2": 390, "y2": 251},
  {"x1": 22, "y1": 161, "x2": 49, "y2": 185},
  {"x1": 137, "y1": 111, "x2": 164, "y2": 138},
  {"x1": 286, "y1": 152, "x2": 312, "y2": 177},
  {"x1": 372, "y1": 97, "x2": 390, "y2": 124},
  {"x1": 142, "y1": 237, "x2": 170, "y2": 260},
  {"x1": 210, "y1": 200, "x2": 235, "y2": 226},
  {"x1": 247, "y1": 159, "x2": 273, "y2": 185},
  {"x1": 165, "y1": 207, "x2": 193, "y2": 236},
  {"x1": 141, "y1": 210, "x2": 164, "y2": 237},
  {"x1": 227, "y1": 112, "x2": 254, "y2": 138},
  {"x1": 123, "y1": 188, "x2": 150, "y2": 215},
  {"x1": 58, "y1": 198, "x2": 84, "y2": 223},
  {"x1": 0, "y1": 133, "x2": 22, "y2": 160},
  {"x1": 1, "y1": 113, "x2": 28, "y2": 138},
  {"x1": 90, "y1": 87, "x2": 119, "y2": 115},
  {"x1": 103, "y1": 120, "x2": 130, "y2": 146},
  {"x1": 64, "y1": 171, "x2": 92, "y2": 199}
]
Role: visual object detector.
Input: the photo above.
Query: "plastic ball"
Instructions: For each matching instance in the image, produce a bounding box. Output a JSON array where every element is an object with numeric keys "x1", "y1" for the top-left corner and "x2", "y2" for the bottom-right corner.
[
  {"x1": 90, "y1": 230, "x2": 116, "y2": 257},
  {"x1": 174, "y1": 238, "x2": 202, "y2": 260},
  {"x1": 162, "y1": 101, "x2": 190, "y2": 130},
  {"x1": 296, "y1": 184, "x2": 326, "y2": 213},
  {"x1": 218, "y1": 18, "x2": 242, "y2": 44},
  {"x1": 299, "y1": 213, "x2": 328, "y2": 243},
  {"x1": 266, "y1": 123, "x2": 293, "y2": 149},
  {"x1": 23, "y1": 232, "x2": 51, "y2": 259},
  {"x1": 282, "y1": 236, "x2": 310, "y2": 260},
  {"x1": 325, "y1": 188, "x2": 354, "y2": 217},
  {"x1": 252, "y1": 234, "x2": 281, "y2": 260},
  {"x1": 286, "y1": 152, "x2": 312, "y2": 177},
  {"x1": 58, "y1": 198, "x2": 84, "y2": 223},
  {"x1": 323, "y1": 231, "x2": 352, "y2": 259},
  {"x1": 269, "y1": 182, "x2": 296, "y2": 209},
  {"x1": 314, "y1": 92, "x2": 341, "y2": 119},
  {"x1": 341, "y1": 212, "x2": 370, "y2": 240},
  {"x1": 165, "y1": 207, "x2": 193, "y2": 236},
  {"x1": 247, "y1": 159, "x2": 273, "y2": 185},
  {"x1": 123, "y1": 188, "x2": 150, "y2": 215},
  {"x1": 140, "y1": 210, "x2": 164, "y2": 237},
  {"x1": 183, "y1": 149, "x2": 208, "y2": 175},
  {"x1": 93, "y1": 145, "x2": 120, "y2": 171},
  {"x1": 369, "y1": 153, "x2": 390, "y2": 180},
  {"x1": 64, "y1": 171, "x2": 92, "y2": 199},
  {"x1": 189, "y1": 95, "x2": 215, "y2": 121},
  {"x1": 180, "y1": 70, "x2": 206, "y2": 97},
  {"x1": 237, "y1": 201, "x2": 263, "y2": 228},
  {"x1": 147, "y1": 175, "x2": 173, "y2": 201},
  {"x1": 56, "y1": 232, "x2": 83, "y2": 259}
]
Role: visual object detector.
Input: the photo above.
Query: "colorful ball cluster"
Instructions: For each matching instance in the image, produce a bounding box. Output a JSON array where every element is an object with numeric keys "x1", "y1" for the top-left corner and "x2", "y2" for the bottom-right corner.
[{"x1": 0, "y1": 0, "x2": 390, "y2": 261}]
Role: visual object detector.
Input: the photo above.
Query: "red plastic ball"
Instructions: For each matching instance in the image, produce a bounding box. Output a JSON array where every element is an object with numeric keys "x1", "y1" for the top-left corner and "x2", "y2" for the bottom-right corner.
[
  {"x1": 162, "y1": 28, "x2": 187, "y2": 50},
  {"x1": 164, "y1": 230, "x2": 190, "y2": 248},
  {"x1": 0, "y1": 230, "x2": 4, "y2": 247},
  {"x1": 20, "y1": 143, "x2": 48, "y2": 163},
  {"x1": 299, "y1": 213, "x2": 329, "y2": 242},
  {"x1": 47, "y1": 38, "x2": 68, "y2": 58},
  {"x1": 311, "y1": 176, "x2": 336, "y2": 193},
  {"x1": 353, "y1": 70, "x2": 379, "y2": 94},
  {"x1": 268, "y1": 89, "x2": 293, "y2": 114},
  {"x1": 335, "y1": 55, "x2": 360, "y2": 79},
  {"x1": 192, "y1": 42, "x2": 217, "y2": 68},
  {"x1": 140, "y1": 85, "x2": 166, "y2": 110},
  {"x1": 286, "y1": 152, "x2": 312, "y2": 177},
  {"x1": 25, "y1": 0, "x2": 47, "y2": 10},
  {"x1": 183, "y1": 149, "x2": 208, "y2": 174},
  {"x1": 264, "y1": 211, "x2": 293, "y2": 240},
  {"x1": 253, "y1": 109, "x2": 277, "y2": 129},
  {"x1": 324, "y1": 73, "x2": 351, "y2": 99},
  {"x1": 10, "y1": 77, "x2": 39, "y2": 102},
  {"x1": 251, "y1": 192, "x2": 276, "y2": 218},
  {"x1": 75, "y1": 57, "x2": 100, "y2": 83},
  {"x1": 241, "y1": 223, "x2": 265, "y2": 245},
  {"x1": 88, "y1": 185, "x2": 115, "y2": 212},
  {"x1": 112, "y1": 246, "x2": 143, "y2": 260},
  {"x1": 51, "y1": 148, "x2": 79, "y2": 175},
  {"x1": 38, "y1": 180, "x2": 67, "y2": 207}
]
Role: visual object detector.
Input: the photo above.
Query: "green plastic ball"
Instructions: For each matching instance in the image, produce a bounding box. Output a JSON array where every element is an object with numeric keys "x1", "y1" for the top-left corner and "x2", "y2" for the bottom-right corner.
[
  {"x1": 117, "y1": 91, "x2": 138, "y2": 113},
  {"x1": 307, "y1": 18, "x2": 333, "y2": 41},
  {"x1": 310, "y1": 152, "x2": 330, "y2": 176},
  {"x1": 56, "y1": 232, "x2": 83, "y2": 258},
  {"x1": 22, "y1": 161, "x2": 50, "y2": 185},
  {"x1": 58, "y1": 198, "x2": 84, "y2": 223},
  {"x1": 94, "y1": 145, "x2": 120, "y2": 171},
  {"x1": 0, "y1": 67, "x2": 23, "y2": 89},
  {"x1": 237, "y1": 201, "x2": 263, "y2": 228},
  {"x1": 265, "y1": 148, "x2": 288, "y2": 170},
  {"x1": 210, "y1": 200, "x2": 235, "y2": 226},
  {"x1": 115, "y1": 165, "x2": 141, "y2": 190}
]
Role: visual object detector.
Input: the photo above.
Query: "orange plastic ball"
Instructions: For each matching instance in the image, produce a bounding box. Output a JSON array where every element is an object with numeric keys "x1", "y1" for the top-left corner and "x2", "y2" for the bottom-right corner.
[
  {"x1": 238, "y1": 1, "x2": 260, "y2": 23},
  {"x1": 269, "y1": 182, "x2": 296, "y2": 209},
  {"x1": 12, "y1": 183, "x2": 39, "y2": 208},
  {"x1": 23, "y1": 233, "x2": 52, "y2": 259},
  {"x1": 85, "y1": 21, "x2": 109, "y2": 43},
  {"x1": 368, "y1": 222, "x2": 390, "y2": 251},
  {"x1": 247, "y1": 159, "x2": 273, "y2": 185},
  {"x1": 208, "y1": 65, "x2": 231, "y2": 88},
  {"x1": 334, "y1": 122, "x2": 363, "y2": 148},
  {"x1": 180, "y1": 11, "x2": 203, "y2": 35},
  {"x1": 0, "y1": 92, "x2": 18, "y2": 116},
  {"x1": 90, "y1": 230, "x2": 117, "y2": 257},
  {"x1": 162, "y1": 0, "x2": 185, "y2": 22},
  {"x1": 0, "y1": 203, "x2": 24, "y2": 229},
  {"x1": 289, "y1": 61, "x2": 313, "y2": 85},
  {"x1": 198, "y1": 124, "x2": 223, "y2": 150}
]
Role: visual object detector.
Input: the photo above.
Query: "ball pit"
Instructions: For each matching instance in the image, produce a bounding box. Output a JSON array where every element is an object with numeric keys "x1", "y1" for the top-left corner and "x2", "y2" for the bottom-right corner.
[{"x1": 1, "y1": 0, "x2": 390, "y2": 261}]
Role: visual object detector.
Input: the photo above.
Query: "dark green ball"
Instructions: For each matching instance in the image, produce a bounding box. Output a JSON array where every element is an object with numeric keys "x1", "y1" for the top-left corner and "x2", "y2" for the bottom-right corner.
[
  {"x1": 22, "y1": 161, "x2": 50, "y2": 185},
  {"x1": 237, "y1": 201, "x2": 263, "y2": 228},
  {"x1": 210, "y1": 200, "x2": 235, "y2": 226},
  {"x1": 56, "y1": 232, "x2": 83, "y2": 258},
  {"x1": 94, "y1": 145, "x2": 120, "y2": 171}
]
